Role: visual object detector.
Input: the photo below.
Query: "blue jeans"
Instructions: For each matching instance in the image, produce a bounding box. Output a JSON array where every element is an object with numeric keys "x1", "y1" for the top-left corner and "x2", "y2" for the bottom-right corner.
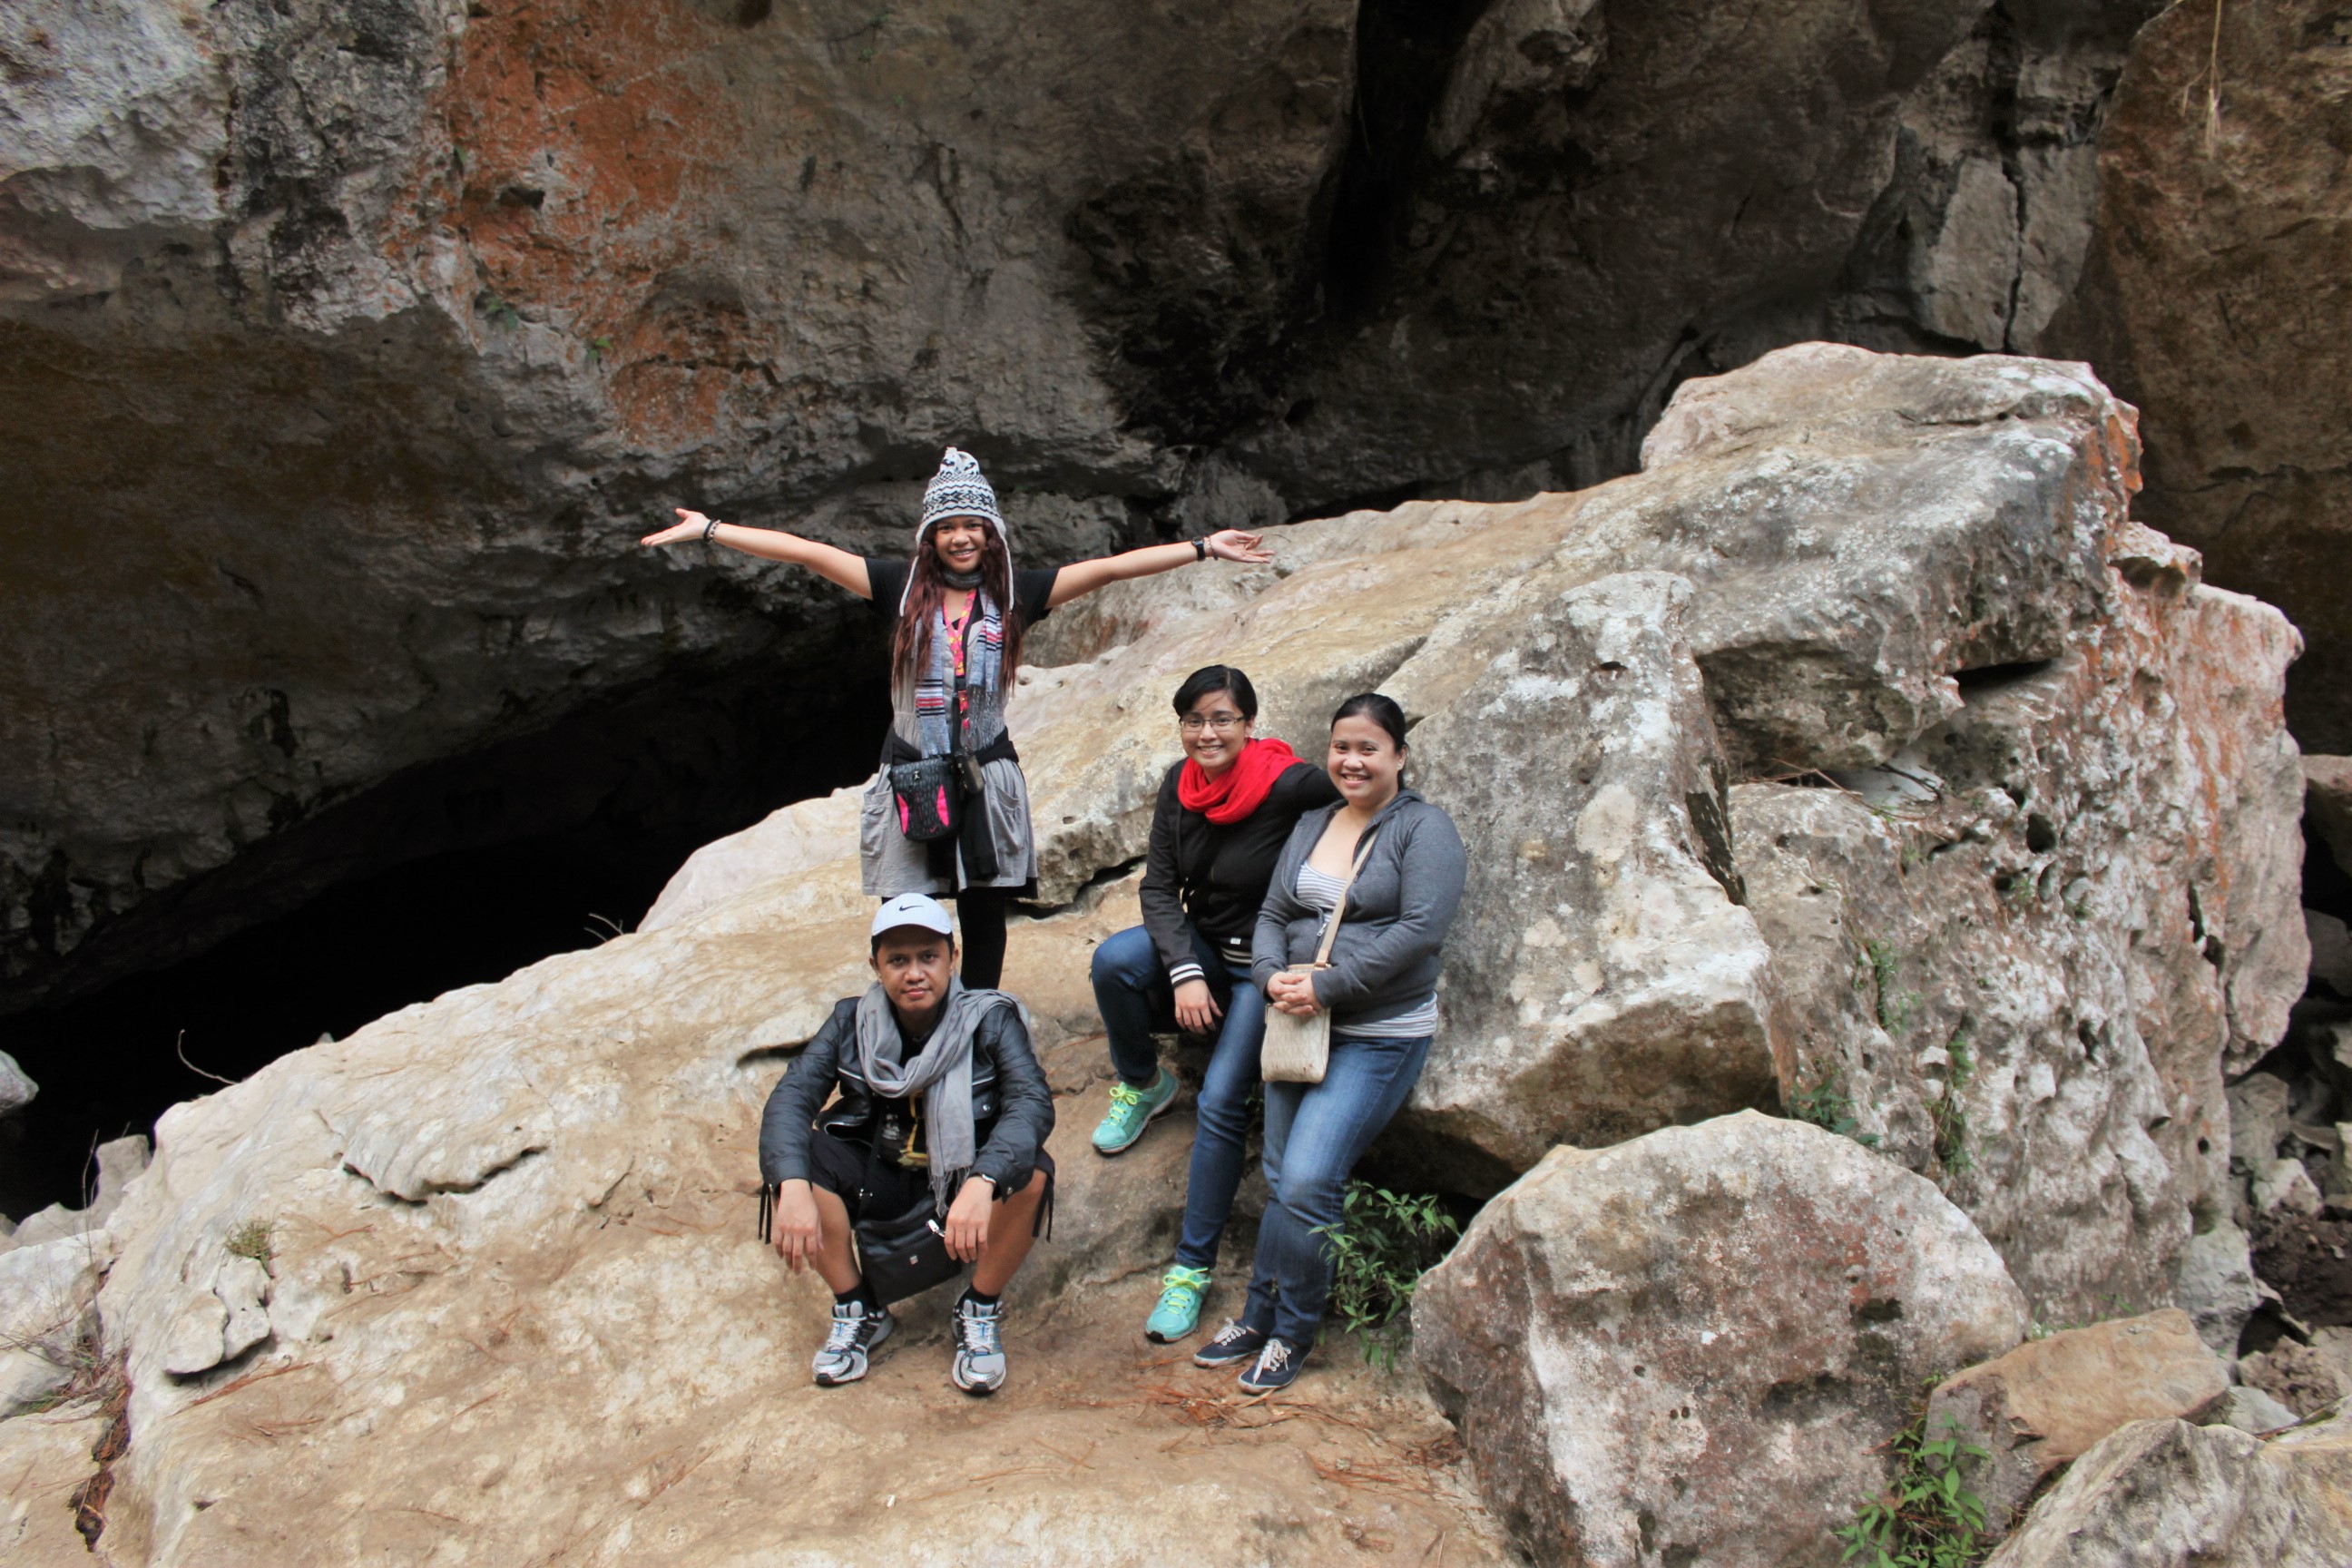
[
  {"x1": 1242, "y1": 1032, "x2": 1434, "y2": 1351},
  {"x1": 1090, "y1": 923, "x2": 1269, "y2": 1270}
]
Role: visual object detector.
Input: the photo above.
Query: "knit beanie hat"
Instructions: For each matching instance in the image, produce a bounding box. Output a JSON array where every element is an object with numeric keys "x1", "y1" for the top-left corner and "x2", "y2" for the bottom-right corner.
[
  {"x1": 906, "y1": 446, "x2": 1010, "y2": 614},
  {"x1": 920, "y1": 447, "x2": 1005, "y2": 534}
]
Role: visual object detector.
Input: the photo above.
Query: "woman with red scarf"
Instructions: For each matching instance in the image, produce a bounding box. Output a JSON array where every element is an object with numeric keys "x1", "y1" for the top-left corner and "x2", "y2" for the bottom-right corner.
[{"x1": 1087, "y1": 664, "x2": 1339, "y2": 1343}]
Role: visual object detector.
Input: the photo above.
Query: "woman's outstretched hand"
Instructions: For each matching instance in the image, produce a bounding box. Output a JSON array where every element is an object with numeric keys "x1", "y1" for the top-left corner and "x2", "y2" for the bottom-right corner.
[
  {"x1": 641, "y1": 507, "x2": 710, "y2": 547},
  {"x1": 1205, "y1": 529, "x2": 1273, "y2": 564}
]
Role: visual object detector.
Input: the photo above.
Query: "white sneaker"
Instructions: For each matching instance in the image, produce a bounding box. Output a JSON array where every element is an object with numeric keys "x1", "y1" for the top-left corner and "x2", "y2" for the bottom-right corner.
[
  {"x1": 812, "y1": 1299, "x2": 895, "y2": 1387},
  {"x1": 950, "y1": 1295, "x2": 1007, "y2": 1396}
]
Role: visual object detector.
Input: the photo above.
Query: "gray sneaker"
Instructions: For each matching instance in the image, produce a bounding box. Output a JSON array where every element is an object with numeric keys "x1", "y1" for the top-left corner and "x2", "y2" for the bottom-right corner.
[
  {"x1": 951, "y1": 1295, "x2": 1007, "y2": 1396},
  {"x1": 812, "y1": 1299, "x2": 895, "y2": 1387}
]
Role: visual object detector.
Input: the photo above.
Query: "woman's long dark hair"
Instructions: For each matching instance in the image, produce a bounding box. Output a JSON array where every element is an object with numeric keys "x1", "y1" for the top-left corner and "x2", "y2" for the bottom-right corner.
[{"x1": 892, "y1": 525, "x2": 1025, "y2": 681}]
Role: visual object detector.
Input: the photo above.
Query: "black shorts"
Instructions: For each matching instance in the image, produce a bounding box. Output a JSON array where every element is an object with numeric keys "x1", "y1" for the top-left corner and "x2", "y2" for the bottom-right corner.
[{"x1": 805, "y1": 1128, "x2": 1056, "y2": 1234}]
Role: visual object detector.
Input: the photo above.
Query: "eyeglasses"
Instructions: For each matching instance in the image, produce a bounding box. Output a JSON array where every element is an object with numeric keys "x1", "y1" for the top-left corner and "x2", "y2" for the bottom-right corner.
[{"x1": 1178, "y1": 714, "x2": 1248, "y2": 733}]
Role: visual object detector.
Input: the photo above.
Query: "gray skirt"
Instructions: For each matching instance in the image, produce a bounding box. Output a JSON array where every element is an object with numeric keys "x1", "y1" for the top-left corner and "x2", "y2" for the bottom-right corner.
[{"x1": 859, "y1": 756, "x2": 1038, "y2": 897}]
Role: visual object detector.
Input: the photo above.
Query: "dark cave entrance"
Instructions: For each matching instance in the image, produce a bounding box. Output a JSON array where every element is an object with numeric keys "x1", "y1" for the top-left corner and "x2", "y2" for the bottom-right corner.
[{"x1": 0, "y1": 650, "x2": 890, "y2": 1220}]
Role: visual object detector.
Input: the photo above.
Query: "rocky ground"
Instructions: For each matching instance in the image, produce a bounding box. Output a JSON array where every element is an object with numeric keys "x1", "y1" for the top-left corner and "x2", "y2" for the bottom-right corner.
[{"x1": 5, "y1": 345, "x2": 2347, "y2": 1563}]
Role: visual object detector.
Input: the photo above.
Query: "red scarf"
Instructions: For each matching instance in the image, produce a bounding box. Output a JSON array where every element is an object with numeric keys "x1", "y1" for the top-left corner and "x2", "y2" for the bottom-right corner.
[{"x1": 1179, "y1": 738, "x2": 1300, "y2": 825}]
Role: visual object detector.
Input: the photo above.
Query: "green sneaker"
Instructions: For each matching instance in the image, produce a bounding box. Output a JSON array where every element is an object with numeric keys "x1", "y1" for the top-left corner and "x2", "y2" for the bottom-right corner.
[
  {"x1": 1091, "y1": 1067, "x2": 1177, "y2": 1155},
  {"x1": 1144, "y1": 1265, "x2": 1212, "y2": 1343}
]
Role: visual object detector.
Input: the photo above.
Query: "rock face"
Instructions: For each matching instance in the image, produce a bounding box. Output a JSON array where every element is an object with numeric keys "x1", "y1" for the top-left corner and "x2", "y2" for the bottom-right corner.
[
  {"x1": 9, "y1": 1134, "x2": 153, "y2": 1251},
  {"x1": 1401, "y1": 571, "x2": 1777, "y2": 1181},
  {"x1": 0, "y1": 0, "x2": 2190, "y2": 1012},
  {"x1": 1730, "y1": 554, "x2": 2305, "y2": 1319},
  {"x1": 1923, "y1": 1308, "x2": 2229, "y2": 1533},
  {"x1": 0, "y1": 1234, "x2": 105, "y2": 1417},
  {"x1": 1411, "y1": 1112, "x2": 2029, "y2": 1568},
  {"x1": 0, "y1": 1050, "x2": 32, "y2": 1116},
  {"x1": 2050, "y1": 0, "x2": 2352, "y2": 750},
  {"x1": 34, "y1": 345, "x2": 2306, "y2": 1561},
  {"x1": 1984, "y1": 1413, "x2": 2352, "y2": 1568}
]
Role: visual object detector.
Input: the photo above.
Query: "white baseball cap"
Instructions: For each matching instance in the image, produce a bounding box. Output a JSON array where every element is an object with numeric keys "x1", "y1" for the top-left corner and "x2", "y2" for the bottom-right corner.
[{"x1": 870, "y1": 893, "x2": 956, "y2": 941}]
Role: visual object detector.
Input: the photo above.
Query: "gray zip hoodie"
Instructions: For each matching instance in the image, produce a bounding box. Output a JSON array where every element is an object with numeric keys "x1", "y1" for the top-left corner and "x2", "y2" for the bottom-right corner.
[{"x1": 1251, "y1": 789, "x2": 1468, "y2": 1031}]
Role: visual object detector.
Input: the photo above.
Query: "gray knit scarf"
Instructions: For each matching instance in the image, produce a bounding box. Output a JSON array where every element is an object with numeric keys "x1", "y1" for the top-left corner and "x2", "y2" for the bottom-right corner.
[{"x1": 854, "y1": 979, "x2": 1024, "y2": 1211}]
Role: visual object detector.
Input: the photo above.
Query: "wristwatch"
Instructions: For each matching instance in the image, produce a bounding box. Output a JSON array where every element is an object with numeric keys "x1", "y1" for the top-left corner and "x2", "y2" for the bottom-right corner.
[{"x1": 1192, "y1": 537, "x2": 1210, "y2": 562}]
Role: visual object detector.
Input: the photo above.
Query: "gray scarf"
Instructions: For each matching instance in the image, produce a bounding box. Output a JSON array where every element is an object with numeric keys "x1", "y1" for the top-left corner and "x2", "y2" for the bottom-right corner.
[{"x1": 854, "y1": 979, "x2": 1024, "y2": 1211}]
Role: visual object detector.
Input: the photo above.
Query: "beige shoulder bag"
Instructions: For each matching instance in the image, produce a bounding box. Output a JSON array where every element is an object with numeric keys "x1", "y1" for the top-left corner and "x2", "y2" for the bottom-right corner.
[{"x1": 1260, "y1": 829, "x2": 1378, "y2": 1085}]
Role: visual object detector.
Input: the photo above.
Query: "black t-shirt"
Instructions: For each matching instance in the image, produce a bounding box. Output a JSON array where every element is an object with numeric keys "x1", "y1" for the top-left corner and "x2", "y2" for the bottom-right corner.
[{"x1": 864, "y1": 557, "x2": 1059, "y2": 629}]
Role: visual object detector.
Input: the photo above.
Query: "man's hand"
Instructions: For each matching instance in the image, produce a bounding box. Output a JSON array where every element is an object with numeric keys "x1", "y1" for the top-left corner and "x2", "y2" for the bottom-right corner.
[
  {"x1": 1173, "y1": 977, "x2": 1224, "y2": 1034},
  {"x1": 943, "y1": 1175, "x2": 995, "y2": 1262},
  {"x1": 770, "y1": 1179, "x2": 822, "y2": 1269},
  {"x1": 1268, "y1": 970, "x2": 1322, "y2": 1017}
]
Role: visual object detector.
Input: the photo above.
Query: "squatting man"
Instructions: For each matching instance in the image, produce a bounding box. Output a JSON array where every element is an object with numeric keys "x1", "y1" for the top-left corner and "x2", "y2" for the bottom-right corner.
[{"x1": 758, "y1": 894, "x2": 1054, "y2": 1393}]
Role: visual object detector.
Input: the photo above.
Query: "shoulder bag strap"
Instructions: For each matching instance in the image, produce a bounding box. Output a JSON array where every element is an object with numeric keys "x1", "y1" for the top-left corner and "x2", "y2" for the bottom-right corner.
[{"x1": 1311, "y1": 827, "x2": 1380, "y2": 966}]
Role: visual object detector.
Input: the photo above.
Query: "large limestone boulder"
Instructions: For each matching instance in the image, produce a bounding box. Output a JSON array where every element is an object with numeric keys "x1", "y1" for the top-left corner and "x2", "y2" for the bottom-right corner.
[
  {"x1": 1730, "y1": 550, "x2": 2304, "y2": 1319},
  {"x1": 1984, "y1": 1412, "x2": 2352, "y2": 1568},
  {"x1": 1400, "y1": 571, "x2": 1775, "y2": 1182},
  {"x1": 1412, "y1": 1112, "x2": 2029, "y2": 1568},
  {"x1": 1923, "y1": 1308, "x2": 2230, "y2": 1533}
]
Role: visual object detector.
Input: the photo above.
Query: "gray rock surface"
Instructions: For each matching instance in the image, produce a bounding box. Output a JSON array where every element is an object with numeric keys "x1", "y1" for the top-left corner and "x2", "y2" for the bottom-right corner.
[
  {"x1": 1984, "y1": 1413, "x2": 2352, "y2": 1568},
  {"x1": 0, "y1": 1234, "x2": 105, "y2": 1417},
  {"x1": 2305, "y1": 755, "x2": 2352, "y2": 879},
  {"x1": 0, "y1": 1050, "x2": 32, "y2": 1117},
  {"x1": 1413, "y1": 1111, "x2": 2028, "y2": 1568},
  {"x1": 10, "y1": 1132, "x2": 152, "y2": 1250},
  {"x1": 2171, "y1": 1220, "x2": 2267, "y2": 1357},
  {"x1": 2200, "y1": 1385, "x2": 2300, "y2": 1436},
  {"x1": 1728, "y1": 534, "x2": 2305, "y2": 1319},
  {"x1": 1401, "y1": 571, "x2": 1776, "y2": 1182}
]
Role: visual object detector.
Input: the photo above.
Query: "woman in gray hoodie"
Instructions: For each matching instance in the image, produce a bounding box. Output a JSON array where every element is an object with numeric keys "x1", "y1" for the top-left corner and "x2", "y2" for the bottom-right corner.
[{"x1": 1191, "y1": 693, "x2": 1467, "y2": 1393}]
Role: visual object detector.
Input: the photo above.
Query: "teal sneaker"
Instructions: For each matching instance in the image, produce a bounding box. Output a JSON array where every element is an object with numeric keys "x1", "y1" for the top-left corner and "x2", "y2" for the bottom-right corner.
[
  {"x1": 1091, "y1": 1067, "x2": 1177, "y2": 1155},
  {"x1": 1144, "y1": 1265, "x2": 1212, "y2": 1343}
]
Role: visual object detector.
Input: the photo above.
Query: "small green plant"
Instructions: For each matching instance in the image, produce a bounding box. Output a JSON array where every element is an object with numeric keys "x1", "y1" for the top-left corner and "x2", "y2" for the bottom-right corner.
[
  {"x1": 1855, "y1": 938, "x2": 1919, "y2": 1036},
  {"x1": 225, "y1": 1219, "x2": 275, "y2": 1268},
  {"x1": 588, "y1": 334, "x2": 614, "y2": 364},
  {"x1": 1929, "y1": 1031, "x2": 1973, "y2": 1179},
  {"x1": 1837, "y1": 1405, "x2": 1990, "y2": 1568},
  {"x1": 1787, "y1": 1061, "x2": 1883, "y2": 1149},
  {"x1": 480, "y1": 294, "x2": 522, "y2": 329},
  {"x1": 1313, "y1": 1181, "x2": 1463, "y2": 1373}
]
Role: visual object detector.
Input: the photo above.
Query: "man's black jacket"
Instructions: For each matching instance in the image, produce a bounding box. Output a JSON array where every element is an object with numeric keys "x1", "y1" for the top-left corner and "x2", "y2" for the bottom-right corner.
[{"x1": 757, "y1": 993, "x2": 1054, "y2": 1197}]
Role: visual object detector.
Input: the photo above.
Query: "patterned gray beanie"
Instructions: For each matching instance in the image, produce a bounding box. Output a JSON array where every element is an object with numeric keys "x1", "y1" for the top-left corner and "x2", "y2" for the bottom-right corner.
[
  {"x1": 906, "y1": 446, "x2": 1012, "y2": 614},
  {"x1": 920, "y1": 447, "x2": 1005, "y2": 534}
]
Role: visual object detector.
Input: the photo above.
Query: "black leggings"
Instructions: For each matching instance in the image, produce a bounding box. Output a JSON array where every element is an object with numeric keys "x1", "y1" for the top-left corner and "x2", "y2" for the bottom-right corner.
[{"x1": 955, "y1": 886, "x2": 1012, "y2": 989}]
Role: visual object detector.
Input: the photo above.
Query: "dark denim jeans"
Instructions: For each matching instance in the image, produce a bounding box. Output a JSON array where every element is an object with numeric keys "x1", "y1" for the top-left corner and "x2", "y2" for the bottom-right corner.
[
  {"x1": 1241, "y1": 1031, "x2": 1434, "y2": 1351},
  {"x1": 1090, "y1": 922, "x2": 1269, "y2": 1270}
]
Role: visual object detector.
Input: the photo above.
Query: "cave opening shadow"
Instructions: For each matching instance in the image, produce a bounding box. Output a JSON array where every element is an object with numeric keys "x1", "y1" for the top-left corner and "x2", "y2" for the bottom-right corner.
[{"x1": 0, "y1": 657, "x2": 890, "y2": 1221}]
